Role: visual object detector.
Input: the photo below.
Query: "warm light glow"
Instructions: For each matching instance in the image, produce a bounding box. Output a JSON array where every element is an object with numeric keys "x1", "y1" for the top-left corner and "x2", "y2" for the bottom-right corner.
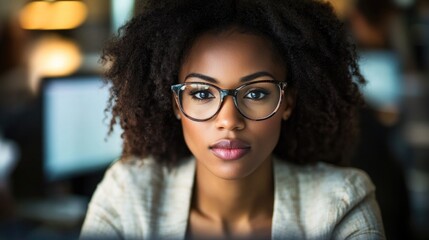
[
  {"x1": 19, "y1": 1, "x2": 50, "y2": 29},
  {"x1": 322, "y1": 0, "x2": 353, "y2": 19},
  {"x1": 49, "y1": 1, "x2": 88, "y2": 29},
  {"x1": 19, "y1": 1, "x2": 88, "y2": 30},
  {"x1": 31, "y1": 36, "x2": 82, "y2": 76},
  {"x1": 29, "y1": 36, "x2": 82, "y2": 92}
]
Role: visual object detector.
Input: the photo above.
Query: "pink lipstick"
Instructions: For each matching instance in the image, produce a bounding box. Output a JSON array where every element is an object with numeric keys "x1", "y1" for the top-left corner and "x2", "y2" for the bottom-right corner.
[{"x1": 209, "y1": 139, "x2": 251, "y2": 160}]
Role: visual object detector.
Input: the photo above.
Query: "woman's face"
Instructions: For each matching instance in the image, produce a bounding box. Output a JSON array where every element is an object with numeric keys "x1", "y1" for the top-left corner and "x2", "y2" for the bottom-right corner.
[{"x1": 176, "y1": 30, "x2": 293, "y2": 180}]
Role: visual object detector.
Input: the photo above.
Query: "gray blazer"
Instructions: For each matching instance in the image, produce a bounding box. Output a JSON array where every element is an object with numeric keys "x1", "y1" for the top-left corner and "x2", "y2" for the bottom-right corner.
[{"x1": 80, "y1": 157, "x2": 385, "y2": 239}]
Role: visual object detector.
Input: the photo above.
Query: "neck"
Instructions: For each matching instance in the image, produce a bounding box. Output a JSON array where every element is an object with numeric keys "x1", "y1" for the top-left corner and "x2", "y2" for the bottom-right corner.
[{"x1": 192, "y1": 157, "x2": 274, "y2": 224}]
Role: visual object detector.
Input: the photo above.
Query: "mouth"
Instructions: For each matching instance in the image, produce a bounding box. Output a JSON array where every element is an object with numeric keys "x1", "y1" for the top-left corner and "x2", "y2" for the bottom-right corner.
[{"x1": 209, "y1": 139, "x2": 251, "y2": 161}]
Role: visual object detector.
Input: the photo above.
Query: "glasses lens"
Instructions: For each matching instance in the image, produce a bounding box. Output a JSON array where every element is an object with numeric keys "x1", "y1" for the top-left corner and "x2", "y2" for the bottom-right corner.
[
  {"x1": 236, "y1": 82, "x2": 281, "y2": 119},
  {"x1": 179, "y1": 83, "x2": 221, "y2": 120}
]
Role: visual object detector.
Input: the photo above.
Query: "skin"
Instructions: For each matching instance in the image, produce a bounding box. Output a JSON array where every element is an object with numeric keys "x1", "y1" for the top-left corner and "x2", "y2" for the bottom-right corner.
[{"x1": 174, "y1": 29, "x2": 295, "y2": 239}]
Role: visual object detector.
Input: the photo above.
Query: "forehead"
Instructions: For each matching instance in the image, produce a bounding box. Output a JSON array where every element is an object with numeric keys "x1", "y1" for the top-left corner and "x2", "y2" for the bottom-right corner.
[{"x1": 179, "y1": 30, "x2": 286, "y2": 84}]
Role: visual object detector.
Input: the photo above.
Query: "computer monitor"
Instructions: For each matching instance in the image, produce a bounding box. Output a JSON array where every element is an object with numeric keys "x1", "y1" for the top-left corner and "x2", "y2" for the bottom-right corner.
[
  {"x1": 42, "y1": 75, "x2": 122, "y2": 181},
  {"x1": 358, "y1": 51, "x2": 403, "y2": 110}
]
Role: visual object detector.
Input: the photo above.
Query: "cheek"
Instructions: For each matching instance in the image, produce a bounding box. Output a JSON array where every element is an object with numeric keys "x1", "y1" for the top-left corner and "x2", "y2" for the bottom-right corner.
[
  {"x1": 180, "y1": 119, "x2": 208, "y2": 151},
  {"x1": 257, "y1": 116, "x2": 283, "y2": 145}
]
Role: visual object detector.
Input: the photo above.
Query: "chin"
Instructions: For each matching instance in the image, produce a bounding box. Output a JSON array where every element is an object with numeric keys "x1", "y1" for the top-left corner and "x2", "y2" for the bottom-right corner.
[{"x1": 206, "y1": 157, "x2": 262, "y2": 180}]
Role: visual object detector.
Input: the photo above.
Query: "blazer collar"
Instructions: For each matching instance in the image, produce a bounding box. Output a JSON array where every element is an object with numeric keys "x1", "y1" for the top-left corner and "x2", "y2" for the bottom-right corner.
[{"x1": 157, "y1": 157, "x2": 305, "y2": 239}]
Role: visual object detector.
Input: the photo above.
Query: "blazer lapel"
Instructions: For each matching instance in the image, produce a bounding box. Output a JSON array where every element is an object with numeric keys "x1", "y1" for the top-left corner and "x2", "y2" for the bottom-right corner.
[
  {"x1": 272, "y1": 158, "x2": 305, "y2": 239},
  {"x1": 158, "y1": 158, "x2": 196, "y2": 240}
]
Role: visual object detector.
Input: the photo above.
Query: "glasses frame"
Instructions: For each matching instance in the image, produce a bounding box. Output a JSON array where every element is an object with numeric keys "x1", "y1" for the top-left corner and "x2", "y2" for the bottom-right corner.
[{"x1": 171, "y1": 80, "x2": 287, "y2": 121}]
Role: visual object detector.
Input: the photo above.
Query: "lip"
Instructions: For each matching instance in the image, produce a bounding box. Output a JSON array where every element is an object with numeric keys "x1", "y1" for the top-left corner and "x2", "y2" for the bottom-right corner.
[{"x1": 209, "y1": 139, "x2": 251, "y2": 160}]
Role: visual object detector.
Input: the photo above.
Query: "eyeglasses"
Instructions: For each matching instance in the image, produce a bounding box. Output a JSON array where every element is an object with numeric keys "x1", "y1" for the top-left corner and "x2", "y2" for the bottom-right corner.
[{"x1": 171, "y1": 80, "x2": 287, "y2": 121}]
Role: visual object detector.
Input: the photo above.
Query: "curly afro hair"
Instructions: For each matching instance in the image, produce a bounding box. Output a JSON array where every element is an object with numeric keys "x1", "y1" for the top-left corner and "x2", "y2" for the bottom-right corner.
[{"x1": 102, "y1": 0, "x2": 365, "y2": 166}]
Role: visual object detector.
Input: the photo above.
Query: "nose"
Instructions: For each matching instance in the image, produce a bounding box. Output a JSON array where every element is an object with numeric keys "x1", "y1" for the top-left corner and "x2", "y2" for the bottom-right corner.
[{"x1": 214, "y1": 96, "x2": 245, "y2": 131}]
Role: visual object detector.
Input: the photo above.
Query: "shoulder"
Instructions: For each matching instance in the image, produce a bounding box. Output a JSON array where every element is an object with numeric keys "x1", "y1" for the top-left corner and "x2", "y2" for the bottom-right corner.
[
  {"x1": 81, "y1": 157, "x2": 164, "y2": 238},
  {"x1": 102, "y1": 156, "x2": 195, "y2": 197},
  {"x1": 305, "y1": 161, "x2": 374, "y2": 197},
  {"x1": 102, "y1": 156, "x2": 165, "y2": 190},
  {"x1": 275, "y1": 159, "x2": 375, "y2": 204},
  {"x1": 81, "y1": 156, "x2": 196, "y2": 239},
  {"x1": 273, "y1": 158, "x2": 383, "y2": 239},
  {"x1": 84, "y1": 156, "x2": 172, "y2": 219}
]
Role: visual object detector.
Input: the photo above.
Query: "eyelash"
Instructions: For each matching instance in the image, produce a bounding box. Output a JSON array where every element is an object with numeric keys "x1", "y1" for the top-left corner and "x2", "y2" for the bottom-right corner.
[
  {"x1": 189, "y1": 89, "x2": 215, "y2": 101},
  {"x1": 244, "y1": 89, "x2": 270, "y2": 100}
]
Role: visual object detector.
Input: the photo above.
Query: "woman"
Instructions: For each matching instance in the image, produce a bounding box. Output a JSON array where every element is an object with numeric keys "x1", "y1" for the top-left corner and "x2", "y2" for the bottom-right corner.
[{"x1": 81, "y1": 0, "x2": 385, "y2": 239}]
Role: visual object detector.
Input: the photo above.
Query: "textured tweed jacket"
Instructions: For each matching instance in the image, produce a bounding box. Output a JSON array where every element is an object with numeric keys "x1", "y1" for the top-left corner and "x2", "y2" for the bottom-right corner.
[{"x1": 80, "y1": 157, "x2": 385, "y2": 240}]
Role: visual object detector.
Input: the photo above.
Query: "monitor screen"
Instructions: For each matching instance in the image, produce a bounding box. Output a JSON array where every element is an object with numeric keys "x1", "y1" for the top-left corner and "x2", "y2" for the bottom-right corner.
[
  {"x1": 358, "y1": 51, "x2": 403, "y2": 110},
  {"x1": 42, "y1": 76, "x2": 122, "y2": 181}
]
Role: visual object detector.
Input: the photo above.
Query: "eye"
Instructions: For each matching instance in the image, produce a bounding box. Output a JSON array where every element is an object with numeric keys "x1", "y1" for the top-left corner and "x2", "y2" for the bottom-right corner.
[
  {"x1": 244, "y1": 89, "x2": 270, "y2": 100},
  {"x1": 190, "y1": 90, "x2": 215, "y2": 100}
]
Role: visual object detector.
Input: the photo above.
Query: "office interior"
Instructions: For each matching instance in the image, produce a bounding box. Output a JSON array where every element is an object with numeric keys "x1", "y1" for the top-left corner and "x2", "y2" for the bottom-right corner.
[{"x1": 0, "y1": 0, "x2": 428, "y2": 239}]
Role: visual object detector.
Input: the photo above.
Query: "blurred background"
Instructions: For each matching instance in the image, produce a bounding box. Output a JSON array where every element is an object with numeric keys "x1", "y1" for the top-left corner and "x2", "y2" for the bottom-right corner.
[{"x1": 0, "y1": 0, "x2": 428, "y2": 239}]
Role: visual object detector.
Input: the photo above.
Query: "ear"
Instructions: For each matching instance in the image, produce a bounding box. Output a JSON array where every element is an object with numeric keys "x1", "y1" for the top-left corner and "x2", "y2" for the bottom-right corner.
[
  {"x1": 172, "y1": 96, "x2": 182, "y2": 120},
  {"x1": 282, "y1": 89, "x2": 297, "y2": 121}
]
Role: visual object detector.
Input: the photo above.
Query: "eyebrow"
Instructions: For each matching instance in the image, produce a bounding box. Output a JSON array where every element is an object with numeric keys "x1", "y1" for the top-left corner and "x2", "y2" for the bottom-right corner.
[{"x1": 184, "y1": 71, "x2": 276, "y2": 84}]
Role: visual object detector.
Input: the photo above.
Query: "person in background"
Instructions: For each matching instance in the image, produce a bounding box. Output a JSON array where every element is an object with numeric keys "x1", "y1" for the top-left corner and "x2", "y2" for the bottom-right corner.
[
  {"x1": 80, "y1": 0, "x2": 385, "y2": 239},
  {"x1": 345, "y1": 0, "x2": 413, "y2": 239},
  {"x1": 0, "y1": 12, "x2": 27, "y2": 225}
]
